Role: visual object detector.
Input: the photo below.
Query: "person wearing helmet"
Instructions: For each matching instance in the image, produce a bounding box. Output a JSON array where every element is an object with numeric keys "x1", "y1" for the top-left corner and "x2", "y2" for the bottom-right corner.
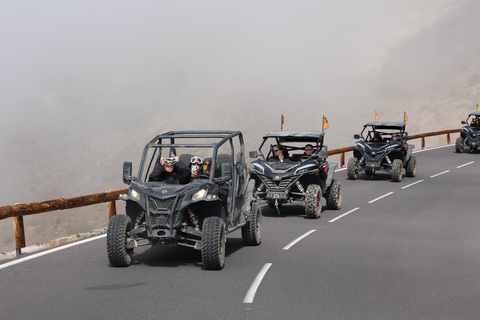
[{"x1": 149, "y1": 156, "x2": 190, "y2": 184}]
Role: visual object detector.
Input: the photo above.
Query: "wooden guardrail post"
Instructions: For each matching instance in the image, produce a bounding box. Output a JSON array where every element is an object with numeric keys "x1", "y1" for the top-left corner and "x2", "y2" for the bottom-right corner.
[
  {"x1": 421, "y1": 137, "x2": 425, "y2": 149},
  {"x1": 447, "y1": 133, "x2": 451, "y2": 144},
  {"x1": 108, "y1": 201, "x2": 117, "y2": 220},
  {"x1": 13, "y1": 216, "x2": 26, "y2": 257},
  {"x1": 340, "y1": 152, "x2": 345, "y2": 167}
]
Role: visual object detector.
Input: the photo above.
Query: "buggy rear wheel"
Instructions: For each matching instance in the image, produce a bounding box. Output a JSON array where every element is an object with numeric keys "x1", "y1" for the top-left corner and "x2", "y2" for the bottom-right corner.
[
  {"x1": 241, "y1": 202, "x2": 262, "y2": 246},
  {"x1": 107, "y1": 215, "x2": 134, "y2": 267},
  {"x1": 327, "y1": 179, "x2": 342, "y2": 210},
  {"x1": 347, "y1": 157, "x2": 359, "y2": 180},
  {"x1": 455, "y1": 137, "x2": 464, "y2": 153},
  {"x1": 305, "y1": 184, "x2": 322, "y2": 219},
  {"x1": 391, "y1": 159, "x2": 403, "y2": 182},
  {"x1": 201, "y1": 216, "x2": 226, "y2": 270},
  {"x1": 406, "y1": 156, "x2": 417, "y2": 177}
]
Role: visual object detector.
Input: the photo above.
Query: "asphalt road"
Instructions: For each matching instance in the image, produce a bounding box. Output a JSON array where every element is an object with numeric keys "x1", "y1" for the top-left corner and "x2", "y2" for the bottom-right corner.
[{"x1": 1, "y1": 145, "x2": 480, "y2": 320}]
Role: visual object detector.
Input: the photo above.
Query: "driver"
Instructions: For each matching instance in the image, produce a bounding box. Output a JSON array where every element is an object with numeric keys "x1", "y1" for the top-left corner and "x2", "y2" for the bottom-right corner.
[
  {"x1": 149, "y1": 157, "x2": 190, "y2": 184},
  {"x1": 303, "y1": 144, "x2": 315, "y2": 157}
]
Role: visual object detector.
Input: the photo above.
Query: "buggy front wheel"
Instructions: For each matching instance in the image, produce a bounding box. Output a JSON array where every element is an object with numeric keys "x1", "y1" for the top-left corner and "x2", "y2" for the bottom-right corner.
[
  {"x1": 406, "y1": 156, "x2": 417, "y2": 177},
  {"x1": 107, "y1": 215, "x2": 134, "y2": 267},
  {"x1": 455, "y1": 137, "x2": 464, "y2": 153},
  {"x1": 327, "y1": 179, "x2": 342, "y2": 210},
  {"x1": 241, "y1": 202, "x2": 262, "y2": 246},
  {"x1": 391, "y1": 159, "x2": 403, "y2": 182},
  {"x1": 305, "y1": 184, "x2": 322, "y2": 219},
  {"x1": 347, "y1": 157, "x2": 359, "y2": 180},
  {"x1": 201, "y1": 216, "x2": 226, "y2": 270}
]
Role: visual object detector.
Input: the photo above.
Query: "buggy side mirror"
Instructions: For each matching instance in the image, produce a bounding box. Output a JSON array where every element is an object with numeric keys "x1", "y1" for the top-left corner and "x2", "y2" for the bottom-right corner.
[
  {"x1": 461, "y1": 121, "x2": 466, "y2": 125},
  {"x1": 402, "y1": 134, "x2": 409, "y2": 141},
  {"x1": 249, "y1": 151, "x2": 258, "y2": 158},
  {"x1": 221, "y1": 163, "x2": 232, "y2": 180},
  {"x1": 318, "y1": 150, "x2": 329, "y2": 159},
  {"x1": 354, "y1": 134, "x2": 360, "y2": 139},
  {"x1": 123, "y1": 161, "x2": 133, "y2": 185}
]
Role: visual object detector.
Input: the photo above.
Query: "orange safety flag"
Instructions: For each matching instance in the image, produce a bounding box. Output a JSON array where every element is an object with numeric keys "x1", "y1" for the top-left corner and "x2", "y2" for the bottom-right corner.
[
  {"x1": 477, "y1": 104, "x2": 480, "y2": 112},
  {"x1": 375, "y1": 110, "x2": 379, "y2": 121},
  {"x1": 322, "y1": 116, "x2": 329, "y2": 131},
  {"x1": 404, "y1": 111, "x2": 408, "y2": 122},
  {"x1": 281, "y1": 114, "x2": 288, "y2": 130}
]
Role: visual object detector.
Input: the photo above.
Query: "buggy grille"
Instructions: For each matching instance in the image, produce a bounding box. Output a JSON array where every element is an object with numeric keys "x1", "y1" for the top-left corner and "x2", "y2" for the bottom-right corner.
[
  {"x1": 149, "y1": 196, "x2": 176, "y2": 213},
  {"x1": 264, "y1": 177, "x2": 294, "y2": 191},
  {"x1": 150, "y1": 213, "x2": 171, "y2": 227}
]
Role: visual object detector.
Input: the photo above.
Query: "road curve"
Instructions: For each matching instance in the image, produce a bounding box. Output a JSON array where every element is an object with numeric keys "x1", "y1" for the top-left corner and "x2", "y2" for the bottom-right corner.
[{"x1": 1, "y1": 144, "x2": 480, "y2": 320}]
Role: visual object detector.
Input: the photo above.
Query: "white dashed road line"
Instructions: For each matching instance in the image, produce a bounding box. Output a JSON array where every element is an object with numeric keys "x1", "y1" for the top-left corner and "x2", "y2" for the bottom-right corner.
[
  {"x1": 329, "y1": 207, "x2": 360, "y2": 223},
  {"x1": 430, "y1": 170, "x2": 450, "y2": 178},
  {"x1": 457, "y1": 161, "x2": 474, "y2": 168},
  {"x1": 282, "y1": 229, "x2": 317, "y2": 250},
  {"x1": 244, "y1": 263, "x2": 273, "y2": 304},
  {"x1": 368, "y1": 192, "x2": 394, "y2": 204},
  {"x1": 401, "y1": 180, "x2": 424, "y2": 189}
]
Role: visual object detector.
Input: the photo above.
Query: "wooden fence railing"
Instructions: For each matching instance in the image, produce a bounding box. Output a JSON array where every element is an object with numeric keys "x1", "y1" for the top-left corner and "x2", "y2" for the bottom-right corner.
[{"x1": 0, "y1": 128, "x2": 461, "y2": 256}]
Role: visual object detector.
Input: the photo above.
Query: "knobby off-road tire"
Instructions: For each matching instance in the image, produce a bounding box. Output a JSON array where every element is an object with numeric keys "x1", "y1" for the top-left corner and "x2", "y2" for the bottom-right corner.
[
  {"x1": 455, "y1": 137, "x2": 464, "y2": 153},
  {"x1": 347, "y1": 157, "x2": 359, "y2": 180},
  {"x1": 107, "y1": 215, "x2": 134, "y2": 267},
  {"x1": 391, "y1": 159, "x2": 403, "y2": 182},
  {"x1": 305, "y1": 184, "x2": 322, "y2": 219},
  {"x1": 201, "y1": 216, "x2": 226, "y2": 270},
  {"x1": 241, "y1": 202, "x2": 262, "y2": 246},
  {"x1": 406, "y1": 156, "x2": 417, "y2": 177},
  {"x1": 327, "y1": 179, "x2": 342, "y2": 210}
]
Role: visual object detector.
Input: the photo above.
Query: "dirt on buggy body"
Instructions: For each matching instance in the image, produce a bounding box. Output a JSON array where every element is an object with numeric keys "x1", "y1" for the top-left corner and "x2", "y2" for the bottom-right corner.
[
  {"x1": 107, "y1": 130, "x2": 262, "y2": 270},
  {"x1": 347, "y1": 122, "x2": 416, "y2": 182},
  {"x1": 456, "y1": 111, "x2": 480, "y2": 153},
  {"x1": 249, "y1": 131, "x2": 341, "y2": 219}
]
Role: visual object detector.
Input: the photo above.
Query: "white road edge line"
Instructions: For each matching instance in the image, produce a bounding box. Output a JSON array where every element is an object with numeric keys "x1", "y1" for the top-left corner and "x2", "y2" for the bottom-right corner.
[
  {"x1": 368, "y1": 192, "x2": 394, "y2": 204},
  {"x1": 430, "y1": 170, "x2": 450, "y2": 178},
  {"x1": 282, "y1": 229, "x2": 317, "y2": 250},
  {"x1": 329, "y1": 208, "x2": 360, "y2": 223},
  {"x1": 457, "y1": 161, "x2": 474, "y2": 168},
  {"x1": 401, "y1": 180, "x2": 424, "y2": 189},
  {"x1": 243, "y1": 263, "x2": 273, "y2": 304},
  {"x1": 413, "y1": 144, "x2": 452, "y2": 153},
  {"x1": 0, "y1": 234, "x2": 107, "y2": 270}
]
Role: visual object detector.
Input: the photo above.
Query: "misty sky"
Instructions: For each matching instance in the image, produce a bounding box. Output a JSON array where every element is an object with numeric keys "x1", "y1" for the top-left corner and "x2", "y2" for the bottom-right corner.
[{"x1": 0, "y1": 0, "x2": 465, "y2": 205}]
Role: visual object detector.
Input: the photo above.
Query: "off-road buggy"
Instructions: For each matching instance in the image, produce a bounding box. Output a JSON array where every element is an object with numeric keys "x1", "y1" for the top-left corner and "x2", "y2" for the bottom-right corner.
[
  {"x1": 249, "y1": 131, "x2": 341, "y2": 219},
  {"x1": 347, "y1": 122, "x2": 416, "y2": 182},
  {"x1": 455, "y1": 111, "x2": 480, "y2": 153},
  {"x1": 107, "y1": 130, "x2": 262, "y2": 270}
]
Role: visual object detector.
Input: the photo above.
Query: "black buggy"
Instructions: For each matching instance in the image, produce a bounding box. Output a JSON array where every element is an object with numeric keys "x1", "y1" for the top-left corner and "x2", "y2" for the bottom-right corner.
[
  {"x1": 249, "y1": 131, "x2": 341, "y2": 219},
  {"x1": 347, "y1": 122, "x2": 416, "y2": 182},
  {"x1": 107, "y1": 130, "x2": 262, "y2": 270},
  {"x1": 455, "y1": 111, "x2": 480, "y2": 153}
]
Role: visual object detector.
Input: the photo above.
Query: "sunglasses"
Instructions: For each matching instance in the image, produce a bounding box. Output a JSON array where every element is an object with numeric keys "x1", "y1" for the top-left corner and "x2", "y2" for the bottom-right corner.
[
  {"x1": 305, "y1": 148, "x2": 313, "y2": 151},
  {"x1": 190, "y1": 156, "x2": 203, "y2": 164},
  {"x1": 202, "y1": 164, "x2": 212, "y2": 171},
  {"x1": 274, "y1": 149, "x2": 280, "y2": 152}
]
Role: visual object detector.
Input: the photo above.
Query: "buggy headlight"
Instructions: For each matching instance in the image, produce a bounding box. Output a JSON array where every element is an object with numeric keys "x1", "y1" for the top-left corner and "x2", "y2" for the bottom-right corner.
[
  {"x1": 192, "y1": 189, "x2": 207, "y2": 201},
  {"x1": 130, "y1": 189, "x2": 140, "y2": 201}
]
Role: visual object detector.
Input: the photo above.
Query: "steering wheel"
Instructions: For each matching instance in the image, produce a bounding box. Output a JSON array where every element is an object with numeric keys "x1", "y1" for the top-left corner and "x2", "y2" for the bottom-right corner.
[
  {"x1": 194, "y1": 174, "x2": 210, "y2": 179},
  {"x1": 298, "y1": 156, "x2": 310, "y2": 162}
]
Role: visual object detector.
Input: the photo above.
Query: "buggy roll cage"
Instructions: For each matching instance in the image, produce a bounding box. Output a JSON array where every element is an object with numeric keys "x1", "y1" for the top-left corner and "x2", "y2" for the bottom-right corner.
[
  {"x1": 463, "y1": 111, "x2": 480, "y2": 125},
  {"x1": 137, "y1": 130, "x2": 244, "y2": 183},
  {"x1": 256, "y1": 131, "x2": 326, "y2": 161},
  {"x1": 359, "y1": 122, "x2": 407, "y2": 142}
]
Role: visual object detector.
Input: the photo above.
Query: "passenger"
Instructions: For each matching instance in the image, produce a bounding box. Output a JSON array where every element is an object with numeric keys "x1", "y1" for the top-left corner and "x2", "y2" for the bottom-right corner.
[
  {"x1": 372, "y1": 132, "x2": 382, "y2": 142},
  {"x1": 303, "y1": 144, "x2": 315, "y2": 157},
  {"x1": 387, "y1": 133, "x2": 399, "y2": 143},
  {"x1": 148, "y1": 157, "x2": 190, "y2": 184},
  {"x1": 269, "y1": 145, "x2": 291, "y2": 163},
  {"x1": 471, "y1": 117, "x2": 480, "y2": 127},
  {"x1": 203, "y1": 158, "x2": 221, "y2": 178},
  {"x1": 190, "y1": 156, "x2": 203, "y2": 178}
]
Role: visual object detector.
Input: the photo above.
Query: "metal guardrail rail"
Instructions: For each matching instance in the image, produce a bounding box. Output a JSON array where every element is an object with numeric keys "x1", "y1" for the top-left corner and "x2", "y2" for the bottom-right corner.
[{"x1": 0, "y1": 129, "x2": 461, "y2": 256}]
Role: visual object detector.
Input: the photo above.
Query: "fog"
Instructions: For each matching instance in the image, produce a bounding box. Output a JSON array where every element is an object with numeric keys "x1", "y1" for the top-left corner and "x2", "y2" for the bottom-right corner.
[{"x1": 1, "y1": 0, "x2": 478, "y2": 250}]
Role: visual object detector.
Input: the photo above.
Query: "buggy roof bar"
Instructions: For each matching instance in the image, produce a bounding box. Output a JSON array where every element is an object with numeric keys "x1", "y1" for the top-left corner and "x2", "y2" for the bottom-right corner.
[
  {"x1": 363, "y1": 122, "x2": 406, "y2": 130},
  {"x1": 262, "y1": 131, "x2": 325, "y2": 142}
]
